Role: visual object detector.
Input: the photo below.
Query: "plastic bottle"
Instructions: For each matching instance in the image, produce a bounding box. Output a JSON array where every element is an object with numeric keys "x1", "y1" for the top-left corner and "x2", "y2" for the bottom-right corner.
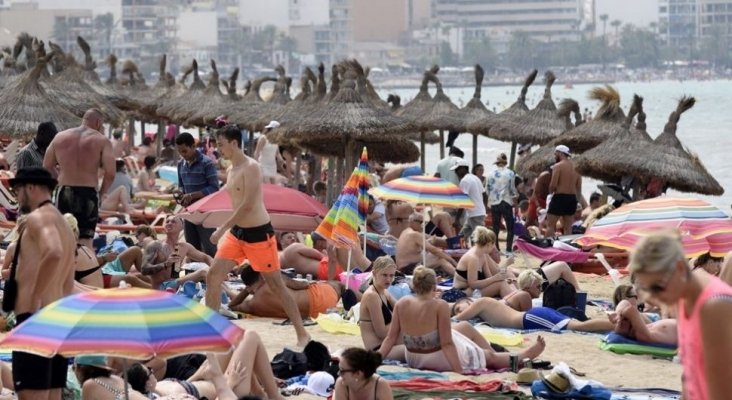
[{"x1": 118, "y1": 280, "x2": 129, "y2": 288}]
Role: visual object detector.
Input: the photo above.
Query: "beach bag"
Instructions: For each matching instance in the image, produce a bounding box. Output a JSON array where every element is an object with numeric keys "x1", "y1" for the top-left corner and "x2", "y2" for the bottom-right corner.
[
  {"x1": 271, "y1": 348, "x2": 308, "y2": 379},
  {"x1": 542, "y1": 278, "x2": 576, "y2": 310}
]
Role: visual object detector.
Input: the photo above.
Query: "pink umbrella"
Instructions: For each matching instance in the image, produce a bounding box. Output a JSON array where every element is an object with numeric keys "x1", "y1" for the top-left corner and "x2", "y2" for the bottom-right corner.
[{"x1": 178, "y1": 184, "x2": 327, "y2": 233}]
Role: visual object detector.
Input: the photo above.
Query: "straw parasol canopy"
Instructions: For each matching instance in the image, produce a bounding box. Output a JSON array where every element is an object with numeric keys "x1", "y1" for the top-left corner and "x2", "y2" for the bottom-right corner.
[
  {"x1": 229, "y1": 74, "x2": 281, "y2": 132},
  {"x1": 466, "y1": 69, "x2": 538, "y2": 140},
  {"x1": 268, "y1": 64, "x2": 291, "y2": 105},
  {"x1": 514, "y1": 98, "x2": 584, "y2": 176},
  {"x1": 265, "y1": 67, "x2": 318, "y2": 128},
  {"x1": 419, "y1": 71, "x2": 464, "y2": 132},
  {"x1": 156, "y1": 59, "x2": 206, "y2": 121},
  {"x1": 76, "y1": 37, "x2": 139, "y2": 112},
  {"x1": 185, "y1": 67, "x2": 240, "y2": 127},
  {"x1": 489, "y1": 71, "x2": 567, "y2": 145},
  {"x1": 168, "y1": 59, "x2": 225, "y2": 124},
  {"x1": 393, "y1": 65, "x2": 438, "y2": 126},
  {"x1": 299, "y1": 136, "x2": 420, "y2": 163},
  {"x1": 551, "y1": 85, "x2": 627, "y2": 153},
  {"x1": 458, "y1": 64, "x2": 495, "y2": 130},
  {"x1": 574, "y1": 95, "x2": 724, "y2": 196},
  {"x1": 0, "y1": 40, "x2": 79, "y2": 138},
  {"x1": 134, "y1": 54, "x2": 185, "y2": 120},
  {"x1": 385, "y1": 94, "x2": 440, "y2": 144}
]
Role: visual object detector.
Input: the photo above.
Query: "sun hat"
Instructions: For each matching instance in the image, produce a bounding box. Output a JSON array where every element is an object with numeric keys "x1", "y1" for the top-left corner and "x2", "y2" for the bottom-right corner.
[
  {"x1": 494, "y1": 153, "x2": 508, "y2": 165},
  {"x1": 516, "y1": 367, "x2": 542, "y2": 384},
  {"x1": 450, "y1": 158, "x2": 470, "y2": 170},
  {"x1": 554, "y1": 145, "x2": 571, "y2": 157},
  {"x1": 264, "y1": 120, "x2": 281, "y2": 130},
  {"x1": 307, "y1": 371, "x2": 335, "y2": 397},
  {"x1": 74, "y1": 355, "x2": 114, "y2": 370},
  {"x1": 9, "y1": 167, "x2": 57, "y2": 190},
  {"x1": 541, "y1": 370, "x2": 570, "y2": 393}
]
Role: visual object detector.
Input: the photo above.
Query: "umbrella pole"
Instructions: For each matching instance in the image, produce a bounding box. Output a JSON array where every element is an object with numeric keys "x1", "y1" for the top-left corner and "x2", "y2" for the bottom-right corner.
[
  {"x1": 422, "y1": 205, "x2": 427, "y2": 268},
  {"x1": 247, "y1": 131, "x2": 255, "y2": 156},
  {"x1": 126, "y1": 116, "x2": 135, "y2": 154},
  {"x1": 472, "y1": 133, "x2": 478, "y2": 166},
  {"x1": 294, "y1": 152, "x2": 302, "y2": 189},
  {"x1": 141, "y1": 121, "x2": 146, "y2": 145},
  {"x1": 420, "y1": 132, "x2": 426, "y2": 172},
  {"x1": 122, "y1": 358, "x2": 130, "y2": 400},
  {"x1": 439, "y1": 130, "x2": 445, "y2": 159},
  {"x1": 326, "y1": 157, "x2": 336, "y2": 207},
  {"x1": 156, "y1": 120, "x2": 164, "y2": 158},
  {"x1": 508, "y1": 141, "x2": 517, "y2": 170}
]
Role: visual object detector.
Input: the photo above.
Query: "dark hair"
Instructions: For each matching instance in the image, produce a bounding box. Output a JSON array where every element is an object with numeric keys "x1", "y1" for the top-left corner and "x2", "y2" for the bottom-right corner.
[
  {"x1": 142, "y1": 137, "x2": 152, "y2": 146},
  {"x1": 144, "y1": 155, "x2": 156, "y2": 169},
  {"x1": 694, "y1": 252, "x2": 723, "y2": 268},
  {"x1": 37, "y1": 121, "x2": 58, "y2": 139},
  {"x1": 216, "y1": 125, "x2": 242, "y2": 147},
  {"x1": 240, "y1": 265, "x2": 261, "y2": 286},
  {"x1": 313, "y1": 181, "x2": 326, "y2": 193},
  {"x1": 126, "y1": 363, "x2": 150, "y2": 394},
  {"x1": 612, "y1": 284, "x2": 636, "y2": 308},
  {"x1": 471, "y1": 164, "x2": 483, "y2": 175},
  {"x1": 303, "y1": 340, "x2": 331, "y2": 371},
  {"x1": 340, "y1": 348, "x2": 381, "y2": 379},
  {"x1": 238, "y1": 396, "x2": 263, "y2": 400},
  {"x1": 75, "y1": 365, "x2": 112, "y2": 383},
  {"x1": 115, "y1": 159, "x2": 126, "y2": 172},
  {"x1": 175, "y1": 132, "x2": 195, "y2": 147},
  {"x1": 514, "y1": 175, "x2": 523, "y2": 186},
  {"x1": 448, "y1": 146, "x2": 464, "y2": 158},
  {"x1": 518, "y1": 199, "x2": 530, "y2": 212},
  {"x1": 589, "y1": 192, "x2": 601, "y2": 203},
  {"x1": 112, "y1": 129, "x2": 123, "y2": 139},
  {"x1": 163, "y1": 139, "x2": 172, "y2": 147}
]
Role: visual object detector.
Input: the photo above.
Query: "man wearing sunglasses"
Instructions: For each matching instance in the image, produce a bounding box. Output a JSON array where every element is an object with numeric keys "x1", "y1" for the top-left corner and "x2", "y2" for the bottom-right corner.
[{"x1": 630, "y1": 232, "x2": 732, "y2": 400}]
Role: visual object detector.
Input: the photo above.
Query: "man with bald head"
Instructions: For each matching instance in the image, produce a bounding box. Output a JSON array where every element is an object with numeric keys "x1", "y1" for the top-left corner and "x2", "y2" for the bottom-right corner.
[{"x1": 44, "y1": 109, "x2": 115, "y2": 248}]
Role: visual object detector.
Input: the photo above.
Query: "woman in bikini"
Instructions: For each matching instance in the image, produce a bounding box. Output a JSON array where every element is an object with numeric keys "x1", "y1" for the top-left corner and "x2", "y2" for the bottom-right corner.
[
  {"x1": 75, "y1": 355, "x2": 149, "y2": 400},
  {"x1": 503, "y1": 263, "x2": 581, "y2": 312},
  {"x1": 359, "y1": 256, "x2": 404, "y2": 361},
  {"x1": 333, "y1": 348, "x2": 392, "y2": 400},
  {"x1": 379, "y1": 266, "x2": 545, "y2": 373},
  {"x1": 452, "y1": 227, "x2": 515, "y2": 298}
]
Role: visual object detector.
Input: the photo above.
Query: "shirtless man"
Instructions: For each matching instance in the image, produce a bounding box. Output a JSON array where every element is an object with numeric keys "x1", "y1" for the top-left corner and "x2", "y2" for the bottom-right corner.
[
  {"x1": 140, "y1": 215, "x2": 213, "y2": 289},
  {"x1": 111, "y1": 129, "x2": 128, "y2": 159},
  {"x1": 228, "y1": 266, "x2": 344, "y2": 320},
  {"x1": 385, "y1": 200, "x2": 413, "y2": 239},
  {"x1": 395, "y1": 212, "x2": 457, "y2": 276},
  {"x1": 43, "y1": 109, "x2": 115, "y2": 248},
  {"x1": 281, "y1": 234, "x2": 370, "y2": 281},
  {"x1": 206, "y1": 125, "x2": 310, "y2": 346},
  {"x1": 6, "y1": 167, "x2": 76, "y2": 400},
  {"x1": 612, "y1": 299, "x2": 678, "y2": 346},
  {"x1": 545, "y1": 145, "x2": 581, "y2": 237},
  {"x1": 453, "y1": 297, "x2": 614, "y2": 333}
]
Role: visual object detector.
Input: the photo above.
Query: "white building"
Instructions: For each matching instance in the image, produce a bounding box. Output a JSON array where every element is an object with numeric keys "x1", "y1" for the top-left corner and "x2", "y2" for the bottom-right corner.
[{"x1": 238, "y1": 0, "x2": 328, "y2": 33}]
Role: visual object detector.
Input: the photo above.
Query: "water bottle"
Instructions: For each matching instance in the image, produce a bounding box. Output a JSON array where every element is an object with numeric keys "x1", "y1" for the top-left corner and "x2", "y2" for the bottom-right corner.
[
  {"x1": 306, "y1": 274, "x2": 313, "y2": 282},
  {"x1": 119, "y1": 280, "x2": 129, "y2": 288}
]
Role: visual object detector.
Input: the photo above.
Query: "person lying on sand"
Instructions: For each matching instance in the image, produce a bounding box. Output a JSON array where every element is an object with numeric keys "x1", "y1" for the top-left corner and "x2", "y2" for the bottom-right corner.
[
  {"x1": 228, "y1": 266, "x2": 350, "y2": 320},
  {"x1": 504, "y1": 262, "x2": 581, "y2": 312},
  {"x1": 452, "y1": 297, "x2": 614, "y2": 333},
  {"x1": 611, "y1": 299, "x2": 678, "y2": 346},
  {"x1": 280, "y1": 234, "x2": 370, "y2": 281}
]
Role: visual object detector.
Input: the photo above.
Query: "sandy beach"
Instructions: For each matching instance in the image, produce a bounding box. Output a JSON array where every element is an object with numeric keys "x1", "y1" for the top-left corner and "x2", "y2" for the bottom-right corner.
[{"x1": 235, "y1": 267, "x2": 682, "y2": 399}]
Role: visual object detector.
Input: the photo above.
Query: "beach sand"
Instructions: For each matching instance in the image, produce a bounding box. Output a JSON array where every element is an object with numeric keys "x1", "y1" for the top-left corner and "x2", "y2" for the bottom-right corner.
[{"x1": 235, "y1": 272, "x2": 682, "y2": 399}]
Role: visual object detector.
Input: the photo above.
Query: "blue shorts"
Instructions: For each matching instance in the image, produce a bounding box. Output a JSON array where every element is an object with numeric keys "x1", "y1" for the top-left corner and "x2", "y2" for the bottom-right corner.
[
  {"x1": 522, "y1": 307, "x2": 571, "y2": 332},
  {"x1": 401, "y1": 166, "x2": 423, "y2": 178}
]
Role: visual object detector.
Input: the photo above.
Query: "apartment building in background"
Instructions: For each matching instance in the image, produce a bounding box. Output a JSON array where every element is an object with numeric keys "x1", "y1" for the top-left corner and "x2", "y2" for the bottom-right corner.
[{"x1": 659, "y1": 0, "x2": 732, "y2": 56}]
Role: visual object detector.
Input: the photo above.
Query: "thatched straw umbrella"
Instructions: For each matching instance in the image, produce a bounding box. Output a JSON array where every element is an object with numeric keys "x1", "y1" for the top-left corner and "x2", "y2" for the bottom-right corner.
[
  {"x1": 266, "y1": 67, "x2": 318, "y2": 128},
  {"x1": 133, "y1": 54, "x2": 185, "y2": 121},
  {"x1": 552, "y1": 85, "x2": 627, "y2": 153},
  {"x1": 75, "y1": 37, "x2": 139, "y2": 112},
  {"x1": 297, "y1": 136, "x2": 420, "y2": 163},
  {"x1": 0, "y1": 40, "x2": 79, "y2": 138},
  {"x1": 420, "y1": 71, "x2": 464, "y2": 158},
  {"x1": 514, "y1": 98, "x2": 583, "y2": 176},
  {"x1": 268, "y1": 65, "x2": 291, "y2": 105},
  {"x1": 459, "y1": 64, "x2": 496, "y2": 165},
  {"x1": 185, "y1": 68, "x2": 240, "y2": 127},
  {"x1": 489, "y1": 71, "x2": 565, "y2": 146},
  {"x1": 41, "y1": 41, "x2": 125, "y2": 126},
  {"x1": 229, "y1": 74, "x2": 281, "y2": 132},
  {"x1": 394, "y1": 66, "x2": 439, "y2": 170},
  {"x1": 386, "y1": 94, "x2": 440, "y2": 144},
  {"x1": 167, "y1": 60, "x2": 225, "y2": 124},
  {"x1": 574, "y1": 95, "x2": 723, "y2": 196},
  {"x1": 466, "y1": 69, "x2": 538, "y2": 166},
  {"x1": 269, "y1": 60, "x2": 416, "y2": 170},
  {"x1": 325, "y1": 64, "x2": 341, "y2": 102},
  {"x1": 156, "y1": 59, "x2": 206, "y2": 121}
]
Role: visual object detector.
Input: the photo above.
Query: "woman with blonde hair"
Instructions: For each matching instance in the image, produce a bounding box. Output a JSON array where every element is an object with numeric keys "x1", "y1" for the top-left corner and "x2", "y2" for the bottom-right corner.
[
  {"x1": 359, "y1": 256, "x2": 404, "y2": 361},
  {"x1": 630, "y1": 232, "x2": 732, "y2": 399},
  {"x1": 502, "y1": 261, "x2": 581, "y2": 311},
  {"x1": 452, "y1": 226, "x2": 515, "y2": 298},
  {"x1": 379, "y1": 266, "x2": 545, "y2": 372}
]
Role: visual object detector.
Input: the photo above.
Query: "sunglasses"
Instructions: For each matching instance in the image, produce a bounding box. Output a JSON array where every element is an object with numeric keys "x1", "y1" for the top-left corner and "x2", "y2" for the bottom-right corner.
[
  {"x1": 638, "y1": 268, "x2": 677, "y2": 295},
  {"x1": 338, "y1": 368, "x2": 354, "y2": 375}
]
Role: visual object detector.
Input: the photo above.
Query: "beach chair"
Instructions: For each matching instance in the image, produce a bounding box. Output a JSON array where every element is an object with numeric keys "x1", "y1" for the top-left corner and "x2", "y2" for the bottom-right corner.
[
  {"x1": 514, "y1": 237, "x2": 628, "y2": 275},
  {"x1": 0, "y1": 183, "x2": 18, "y2": 212},
  {"x1": 4, "y1": 139, "x2": 20, "y2": 169}
]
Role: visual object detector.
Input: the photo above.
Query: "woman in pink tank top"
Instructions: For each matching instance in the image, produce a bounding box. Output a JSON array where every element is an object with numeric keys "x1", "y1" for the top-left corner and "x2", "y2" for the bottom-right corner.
[{"x1": 629, "y1": 232, "x2": 732, "y2": 400}]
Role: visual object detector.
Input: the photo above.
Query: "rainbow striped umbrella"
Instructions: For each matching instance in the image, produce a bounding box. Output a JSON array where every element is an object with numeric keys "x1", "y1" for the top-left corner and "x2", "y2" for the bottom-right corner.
[
  {"x1": 576, "y1": 197, "x2": 732, "y2": 257},
  {"x1": 315, "y1": 147, "x2": 370, "y2": 248},
  {"x1": 370, "y1": 176, "x2": 474, "y2": 209},
  {"x1": 0, "y1": 288, "x2": 243, "y2": 359}
]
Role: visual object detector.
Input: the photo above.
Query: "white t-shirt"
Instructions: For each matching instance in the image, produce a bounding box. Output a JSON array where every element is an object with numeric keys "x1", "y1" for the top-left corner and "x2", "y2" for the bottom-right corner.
[
  {"x1": 369, "y1": 202, "x2": 389, "y2": 235},
  {"x1": 459, "y1": 173, "x2": 486, "y2": 217},
  {"x1": 435, "y1": 156, "x2": 461, "y2": 186}
]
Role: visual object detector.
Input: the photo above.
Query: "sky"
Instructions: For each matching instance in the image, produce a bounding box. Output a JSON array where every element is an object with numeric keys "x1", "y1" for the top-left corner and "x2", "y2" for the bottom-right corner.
[{"x1": 595, "y1": 0, "x2": 659, "y2": 33}]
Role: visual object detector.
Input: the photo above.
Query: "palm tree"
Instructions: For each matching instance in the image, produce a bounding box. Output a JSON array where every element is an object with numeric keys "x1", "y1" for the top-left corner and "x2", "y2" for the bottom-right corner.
[
  {"x1": 611, "y1": 20, "x2": 622, "y2": 43},
  {"x1": 94, "y1": 13, "x2": 114, "y2": 57},
  {"x1": 600, "y1": 14, "x2": 609, "y2": 70}
]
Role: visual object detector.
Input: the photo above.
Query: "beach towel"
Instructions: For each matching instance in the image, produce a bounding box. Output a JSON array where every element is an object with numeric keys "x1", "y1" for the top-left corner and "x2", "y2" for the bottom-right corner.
[
  {"x1": 392, "y1": 388, "x2": 533, "y2": 399},
  {"x1": 376, "y1": 369, "x2": 447, "y2": 381},
  {"x1": 515, "y1": 238, "x2": 590, "y2": 264},
  {"x1": 532, "y1": 380, "x2": 612, "y2": 399},
  {"x1": 390, "y1": 378, "x2": 512, "y2": 392},
  {"x1": 599, "y1": 332, "x2": 677, "y2": 358}
]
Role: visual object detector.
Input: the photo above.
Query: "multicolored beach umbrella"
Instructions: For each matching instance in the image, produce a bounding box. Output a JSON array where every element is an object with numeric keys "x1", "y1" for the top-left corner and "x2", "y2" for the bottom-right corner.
[
  {"x1": 315, "y1": 147, "x2": 370, "y2": 248},
  {"x1": 0, "y1": 288, "x2": 243, "y2": 359},
  {"x1": 370, "y1": 175, "x2": 474, "y2": 209},
  {"x1": 576, "y1": 197, "x2": 732, "y2": 257}
]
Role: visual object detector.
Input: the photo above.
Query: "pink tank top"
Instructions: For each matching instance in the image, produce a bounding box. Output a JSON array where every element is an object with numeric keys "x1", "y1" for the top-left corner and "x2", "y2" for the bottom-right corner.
[{"x1": 677, "y1": 275, "x2": 732, "y2": 400}]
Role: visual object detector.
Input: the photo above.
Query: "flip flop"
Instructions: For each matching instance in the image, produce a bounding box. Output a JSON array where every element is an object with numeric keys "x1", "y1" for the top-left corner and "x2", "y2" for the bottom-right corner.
[{"x1": 272, "y1": 318, "x2": 317, "y2": 327}]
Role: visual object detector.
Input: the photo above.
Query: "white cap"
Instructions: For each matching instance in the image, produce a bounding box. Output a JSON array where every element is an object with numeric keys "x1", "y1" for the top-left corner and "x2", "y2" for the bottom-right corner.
[
  {"x1": 264, "y1": 120, "x2": 281, "y2": 129},
  {"x1": 307, "y1": 371, "x2": 335, "y2": 397},
  {"x1": 450, "y1": 158, "x2": 470, "y2": 170},
  {"x1": 555, "y1": 145, "x2": 571, "y2": 156}
]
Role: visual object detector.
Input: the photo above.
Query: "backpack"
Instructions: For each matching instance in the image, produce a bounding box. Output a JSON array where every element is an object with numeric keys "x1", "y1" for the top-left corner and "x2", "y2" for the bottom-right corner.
[
  {"x1": 270, "y1": 348, "x2": 308, "y2": 379},
  {"x1": 542, "y1": 278, "x2": 576, "y2": 310}
]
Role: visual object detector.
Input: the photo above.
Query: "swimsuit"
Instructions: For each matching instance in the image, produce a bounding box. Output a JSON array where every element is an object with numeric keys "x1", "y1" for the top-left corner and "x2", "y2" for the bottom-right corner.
[
  {"x1": 522, "y1": 307, "x2": 571, "y2": 332},
  {"x1": 404, "y1": 330, "x2": 485, "y2": 372},
  {"x1": 455, "y1": 269, "x2": 487, "y2": 281},
  {"x1": 74, "y1": 245, "x2": 103, "y2": 282},
  {"x1": 317, "y1": 256, "x2": 345, "y2": 280},
  {"x1": 547, "y1": 193, "x2": 578, "y2": 216},
  {"x1": 216, "y1": 222, "x2": 280, "y2": 272},
  {"x1": 92, "y1": 378, "x2": 125, "y2": 400},
  {"x1": 56, "y1": 186, "x2": 98, "y2": 239},
  {"x1": 307, "y1": 283, "x2": 340, "y2": 318}
]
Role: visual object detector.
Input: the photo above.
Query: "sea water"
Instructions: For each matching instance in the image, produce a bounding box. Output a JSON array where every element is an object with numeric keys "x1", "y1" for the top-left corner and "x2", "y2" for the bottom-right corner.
[{"x1": 382, "y1": 79, "x2": 732, "y2": 212}]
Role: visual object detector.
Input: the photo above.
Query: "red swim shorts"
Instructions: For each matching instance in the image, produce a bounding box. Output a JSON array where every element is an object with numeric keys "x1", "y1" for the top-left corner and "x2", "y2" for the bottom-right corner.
[{"x1": 215, "y1": 231, "x2": 280, "y2": 272}]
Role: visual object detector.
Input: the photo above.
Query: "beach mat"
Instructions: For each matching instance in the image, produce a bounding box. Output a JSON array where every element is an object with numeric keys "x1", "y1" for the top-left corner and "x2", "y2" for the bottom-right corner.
[
  {"x1": 600, "y1": 333, "x2": 677, "y2": 358},
  {"x1": 393, "y1": 388, "x2": 533, "y2": 399},
  {"x1": 316, "y1": 314, "x2": 525, "y2": 347}
]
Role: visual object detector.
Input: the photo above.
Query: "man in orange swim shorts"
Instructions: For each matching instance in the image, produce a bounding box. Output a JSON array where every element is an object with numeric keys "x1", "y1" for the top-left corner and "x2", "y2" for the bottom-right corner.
[{"x1": 206, "y1": 125, "x2": 310, "y2": 346}]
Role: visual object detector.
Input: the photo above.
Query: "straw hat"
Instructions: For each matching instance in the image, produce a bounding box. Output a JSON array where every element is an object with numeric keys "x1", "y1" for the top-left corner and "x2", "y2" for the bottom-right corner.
[
  {"x1": 516, "y1": 368, "x2": 542, "y2": 384},
  {"x1": 541, "y1": 370, "x2": 570, "y2": 393}
]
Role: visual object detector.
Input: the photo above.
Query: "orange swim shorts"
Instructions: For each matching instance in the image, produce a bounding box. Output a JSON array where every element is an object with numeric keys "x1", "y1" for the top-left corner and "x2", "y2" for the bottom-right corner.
[
  {"x1": 307, "y1": 283, "x2": 340, "y2": 318},
  {"x1": 317, "y1": 257, "x2": 345, "y2": 281},
  {"x1": 215, "y1": 225, "x2": 280, "y2": 272}
]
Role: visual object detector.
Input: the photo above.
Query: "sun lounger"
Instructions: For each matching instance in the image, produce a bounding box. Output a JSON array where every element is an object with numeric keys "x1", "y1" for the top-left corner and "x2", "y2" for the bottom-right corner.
[{"x1": 514, "y1": 238, "x2": 628, "y2": 275}]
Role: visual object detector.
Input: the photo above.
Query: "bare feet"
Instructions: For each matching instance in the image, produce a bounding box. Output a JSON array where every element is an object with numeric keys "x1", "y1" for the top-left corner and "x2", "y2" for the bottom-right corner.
[
  {"x1": 297, "y1": 333, "x2": 312, "y2": 348},
  {"x1": 522, "y1": 335, "x2": 547, "y2": 360}
]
